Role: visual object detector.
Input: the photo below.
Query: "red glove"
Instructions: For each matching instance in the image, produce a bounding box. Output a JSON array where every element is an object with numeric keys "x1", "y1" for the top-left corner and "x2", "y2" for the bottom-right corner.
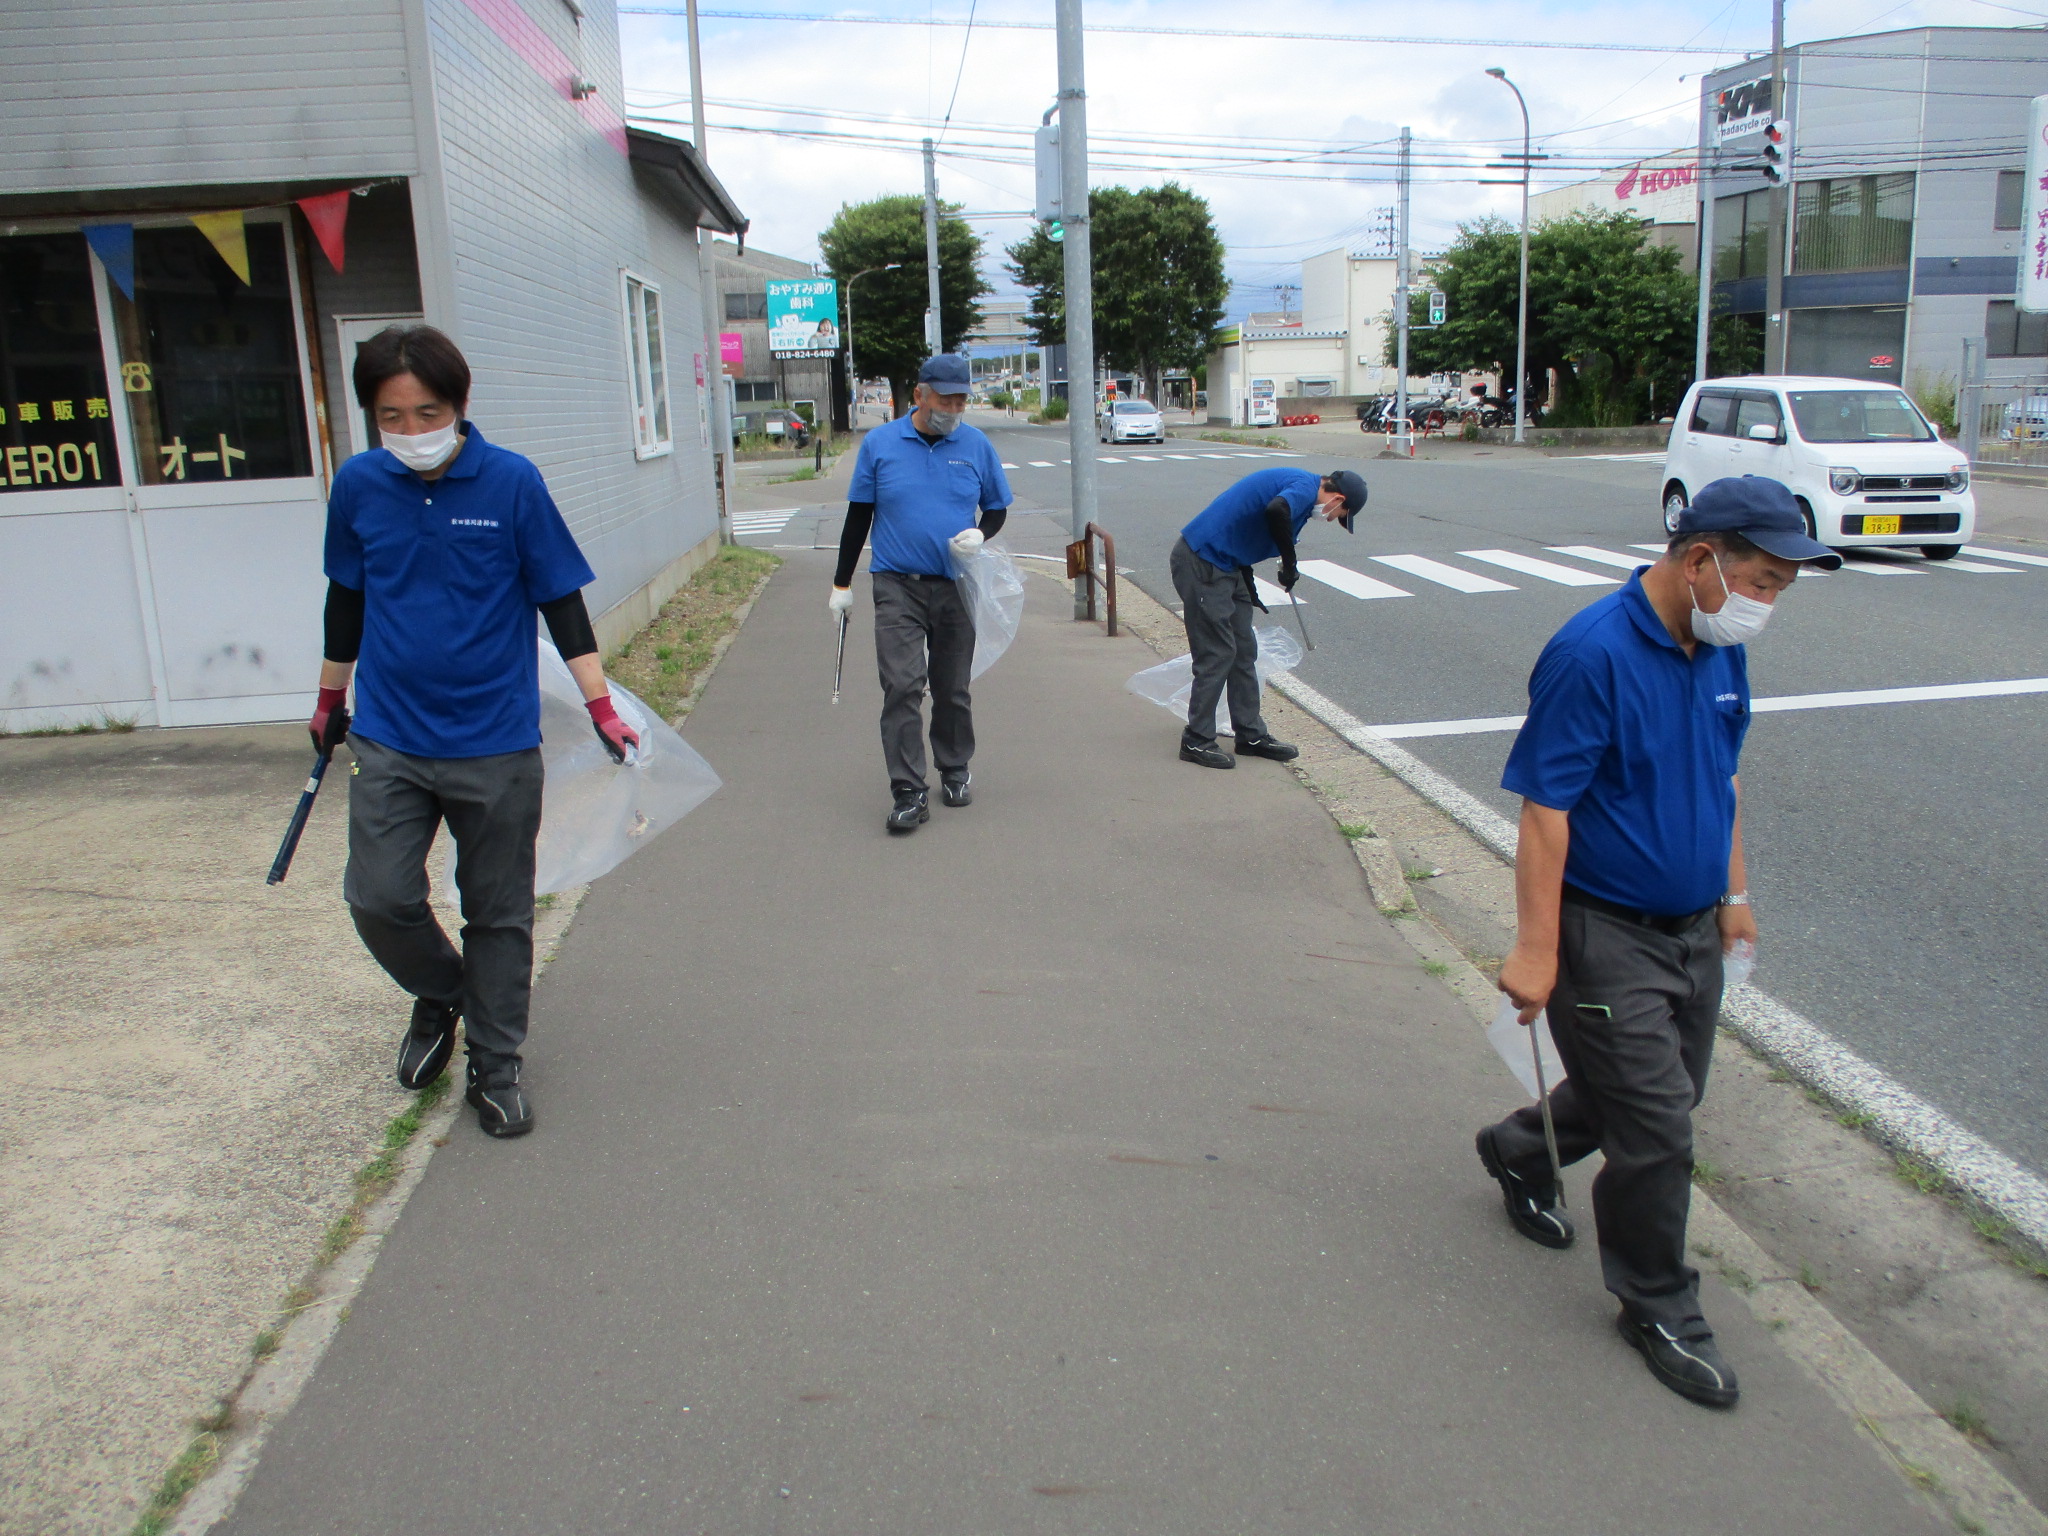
[
  {"x1": 586, "y1": 694, "x2": 640, "y2": 764},
  {"x1": 309, "y1": 685, "x2": 350, "y2": 755}
]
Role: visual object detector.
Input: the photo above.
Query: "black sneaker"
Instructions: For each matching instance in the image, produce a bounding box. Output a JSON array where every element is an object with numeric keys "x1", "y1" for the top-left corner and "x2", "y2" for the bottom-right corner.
[
  {"x1": 397, "y1": 997, "x2": 461, "y2": 1091},
  {"x1": 886, "y1": 789, "x2": 930, "y2": 833},
  {"x1": 1179, "y1": 742, "x2": 1235, "y2": 770},
  {"x1": 1475, "y1": 1126, "x2": 1574, "y2": 1249},
  {"x1": 940, "y1": 770, "x2": 972, "y2": 807},
  {"x1": 1617, "y1": 1313, "x2": 1739, "y2": 1408},
  {"x1": 1234, "y1": 732, "x2": 1300, "y2": 763},
  {"x1": 465, "y1": 1059, "x2": 534, "y2": 1139}
]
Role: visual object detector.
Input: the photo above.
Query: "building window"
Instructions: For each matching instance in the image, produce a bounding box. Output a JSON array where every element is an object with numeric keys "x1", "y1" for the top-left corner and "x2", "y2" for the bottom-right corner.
[
  {"x1": 1986, "y1": 301, "x2": 2048, "y2": 358},
  {"x1": 1711, "y1": 190, "x2": 1770, "y2": 282},
  {"x1": 622, "y1": 272, "x2": 672, "y2": 458},
  {"x1": 0, "y1": 232, "x2": 123, "y2": 493},
  {"x1": 1793, "y1": 173, "x2": 1913, "y2": 273},
  {"x1": 1994, "y1": 170, "x2": 2024, "y2": 232},
  {"x1": 724, "y1": 291, "x2": 767, "y2": 321},
  {"x1": 734, "y1": 380, "x2": 778, "y2": 402},
  {"x1": 108, "y1": 223, "x2": 313, "y2": 486}
]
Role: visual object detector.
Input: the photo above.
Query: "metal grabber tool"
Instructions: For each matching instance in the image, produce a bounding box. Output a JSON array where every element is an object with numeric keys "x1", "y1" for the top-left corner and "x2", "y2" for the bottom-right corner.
[
  {"x1": 831, "y1": 611, "x2": 849, "y2": 704},
  {"x1": 1286, "y1": 582, "x2": 1314, "y2": 652},
  {"x1": 1530, "y1": 1014, "x2": 1566, "y2": 1207}
]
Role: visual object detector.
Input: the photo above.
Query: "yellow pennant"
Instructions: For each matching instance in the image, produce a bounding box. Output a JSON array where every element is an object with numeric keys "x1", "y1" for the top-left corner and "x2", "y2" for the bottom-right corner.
[{"x1": 190, "y1": 209, "x2": 251, "y2": 284}]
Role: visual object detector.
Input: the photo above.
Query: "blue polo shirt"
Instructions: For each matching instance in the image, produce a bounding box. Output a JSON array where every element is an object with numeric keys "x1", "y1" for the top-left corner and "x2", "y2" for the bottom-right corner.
[
  {"x1": 1181, "y1": 467, "x2": 1321, "y2": 571},
  {"x1": 849, "y1": 415, "x2": 1012, "y2": 577},
  {"x1": 324, "y1": 422, "x2": 595, "y2": 759},
  {"x1": 1501, "y1": 571, "x2": 1749, "y2": 917}
]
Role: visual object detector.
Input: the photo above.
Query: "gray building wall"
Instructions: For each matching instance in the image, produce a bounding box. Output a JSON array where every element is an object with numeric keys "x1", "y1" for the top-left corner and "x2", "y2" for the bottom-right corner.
[
  {"x1": 306, "y1": 184, "x2": 428, "y2": 458},
  {"x1": 711, "y1": 239, "x2": 835, "y2": 410}
]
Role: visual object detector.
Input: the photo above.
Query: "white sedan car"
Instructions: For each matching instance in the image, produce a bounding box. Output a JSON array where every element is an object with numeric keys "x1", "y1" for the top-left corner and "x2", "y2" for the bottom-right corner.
[{"x1": 1100, "y1": 399, "x2": 1164, "y2": 444}]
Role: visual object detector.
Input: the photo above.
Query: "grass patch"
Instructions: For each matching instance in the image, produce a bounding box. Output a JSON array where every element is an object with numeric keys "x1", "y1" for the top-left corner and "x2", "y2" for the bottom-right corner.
[
  {"x1": 606, "y1": 546, "x2": 780, "y2": 723},
  {"x1": 1378, "y1": 903, "x2": 1417, "y2": 919},
  {"x1": 1421, "y1": 958, "x2": 1451, "y2": 979},
  {"x1": 1836, "y1": 1108, "x2": 1875, "y2": 1130},
  {"x1": 1941, "y1": 1394, "x2": 1992, "y2": 1444},
  {"x1": 0, "y1": 711, "x2": 141, "y2": 740},
  {"x1": 1718, "y1": 1263, "x2": 1757, "y2": 1293},
  {"x1": 768, "y1": 462, "x2": 832, "y2": 484},
  {"x1": 1799, "y1": 1261, "x2": 1825, "y2": 1293},
  {"x1": 128, "y1": 1405, "x2": 233, "y2": 1535},
  {"x1": 1691, "y1": 1159, "x2": 1727, "y2": 1189},
  {"x1": 1337, "y1": 821, "x2": 1374, "y2": 840},
  {"x1": 1894, "y1": 1153, "x2": 1946, "y2": 1196},
  {"x1": 1403, "y1": 865, "x2": 1442, "y2": 882}
]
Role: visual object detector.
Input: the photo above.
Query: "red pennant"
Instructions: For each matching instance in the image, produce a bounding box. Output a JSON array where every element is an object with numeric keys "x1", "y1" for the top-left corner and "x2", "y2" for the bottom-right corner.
[{"x1": 296, "y1": 190, "x2": 352, "y2": 273}]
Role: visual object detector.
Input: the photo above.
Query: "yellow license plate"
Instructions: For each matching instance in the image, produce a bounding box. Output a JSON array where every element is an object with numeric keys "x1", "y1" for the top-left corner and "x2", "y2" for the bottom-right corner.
[{"x1": 1863, "y1": 514, "x2": 1901, "y2": 535}]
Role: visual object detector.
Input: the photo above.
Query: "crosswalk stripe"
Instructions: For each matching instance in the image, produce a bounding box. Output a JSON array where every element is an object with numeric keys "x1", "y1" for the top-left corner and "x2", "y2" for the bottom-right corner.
[
  {"x1": 1198, "y1": 453, "x2": 1237, "y2": 459},
  {"x1": 1548, "y1": 544, "x2": 1655, "y2": 571},
  {"x1": 1098, "y1": 455, "x2": 1124, "y2": 462},
  {"x1": 1229, "y1": 451, "x2": 1270, "y2": 458},
  {"x1": 1027, "y1": 460, "x2": 1056, "y2": 467},
  {"x1": 1299, "y1": 559, "x2": 1412, "y2": 600},
  {"x1": 1569, "y1": 451, "x2": 1665, "y2": 462},
  {"x1": 1629, "y1": 543, "x2": 1668, "y2": 553},
  {"x1": 1000, "y1": 462, "x2": 1020, "y2": 468},
  {"x1": 1127, "y1": 453, "x2": 1161, "y2": 460},
  {"x1": 1964, "y1": 544, "x2": 2048, "y2": 568},
  {"x1": 1252, "y1": 577, "x2": 1299, "y2": 607},
  {"x1": 1931, "y1": 557, "x2": 2022, "y2": 573},
  {"x1": 1370, "y1": 553, "x2": 1518, "y2": 593},
  {"x1": 1839, "y1": 558, "x2": 1924, "y2": 575},
  {"x1": 1164, "y1": 453, "x2": 1198, "y2": 459},
  {"x1": 1460, "y1": 548, "x2": 1618, "y2": 587}
]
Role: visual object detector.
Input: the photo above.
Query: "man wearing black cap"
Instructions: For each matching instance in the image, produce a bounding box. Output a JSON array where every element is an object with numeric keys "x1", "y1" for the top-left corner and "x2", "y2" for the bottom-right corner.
[
  {"x1": 1474, "y1": 475, "x2": 1839, "y2": 1409},
  {"x1": 830, "y1": 355, "x2": 1012, "y2": 832},
  {"x1": 1169, "y1": 466, "x2": 1367, "y2": 768}
]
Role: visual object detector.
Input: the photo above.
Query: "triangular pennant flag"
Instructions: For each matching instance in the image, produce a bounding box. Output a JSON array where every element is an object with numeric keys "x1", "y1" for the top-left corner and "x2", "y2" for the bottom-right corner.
[
  {"x1": 296, "y1": 189, "x2": 351, "y2": 273},
  {"x1": 81, "y1": 223, "x2": 136, "y2": 300},
  {"x1": 190, "y1": 209, "x2": 251, "y2": 285}
]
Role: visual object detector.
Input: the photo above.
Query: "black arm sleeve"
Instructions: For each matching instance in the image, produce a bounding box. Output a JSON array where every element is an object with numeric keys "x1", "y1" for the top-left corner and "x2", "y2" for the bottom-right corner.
[
  {"x1": 323, "y1": 580, "x2": 365, "y2": 664},
  {"x1": 977, "y1": 506, "x2": 1008, "y2": 538},
  {"x1": 835, "y1": 501, "x2": 876, "y2": 588},
  {"x1": 538, "y1": 590, "x2": 598, "y2": 660},
  {"x1": 1263, "y1": 497, "x2": 1298, "y2": 568}
]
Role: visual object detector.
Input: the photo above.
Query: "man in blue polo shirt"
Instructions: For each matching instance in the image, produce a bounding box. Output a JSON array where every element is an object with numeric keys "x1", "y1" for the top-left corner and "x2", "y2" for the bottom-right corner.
[
  {"x1": 829, "y1": 355, "x2": 1011, "y2": 833},
  {"x1": 1170, "y1": 465, "x2": 1366, "y2": 767},
  {"x1": 310, "y1": 325, "x2": 638, "y2": 1139},
  {"x1": 1474, "y1": 476, "x2": 1838, "y2": 1408}
]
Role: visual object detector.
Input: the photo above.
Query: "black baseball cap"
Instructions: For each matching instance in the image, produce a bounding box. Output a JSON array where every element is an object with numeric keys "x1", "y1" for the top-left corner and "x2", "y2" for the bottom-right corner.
[
  {"x1": 1327, "y1": 469, "x2": 1367, "y2": 530},
  {"x1": 918, "y1": 354, "x2": 972, "y2": 389},
  {"x1": 1677, "y1": 476, "x2": 1841, "y2": 569}
]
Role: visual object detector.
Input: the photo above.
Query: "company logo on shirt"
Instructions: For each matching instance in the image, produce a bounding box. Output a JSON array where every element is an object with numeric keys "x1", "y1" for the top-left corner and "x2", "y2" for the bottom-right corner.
[
  {"x1": 449, "y1": 517, "x2": 500, "y2": 528},
  {"x1": 1716, "y1": 693, "x2": 1740, "y2": 703}
]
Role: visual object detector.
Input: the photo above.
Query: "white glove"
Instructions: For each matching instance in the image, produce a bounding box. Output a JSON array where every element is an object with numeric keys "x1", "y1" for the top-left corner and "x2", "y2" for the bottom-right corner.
[
  {"x1": 949, "y1": 527, "x2": 985, "y2": 558},
  {"x1": 827, "y1": 586, "x2": 854, "y2": 617}
]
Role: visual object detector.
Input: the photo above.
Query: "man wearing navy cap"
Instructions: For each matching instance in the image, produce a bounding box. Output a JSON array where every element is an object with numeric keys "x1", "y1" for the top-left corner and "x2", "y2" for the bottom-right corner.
[
  {"x1": 830, "y1": 355, "x2": 1012, "y2": 833},
  {"x1": 1474, "y1": 475, "x2": 1838, "y2": 1408},
  {"x1": 1170, "y1": 466, "x2": 1366, "y2": 768}
]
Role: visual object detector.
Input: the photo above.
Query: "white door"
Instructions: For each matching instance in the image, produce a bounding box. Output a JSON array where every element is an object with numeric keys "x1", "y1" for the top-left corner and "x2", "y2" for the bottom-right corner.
[{"x1": 334, "y1": 314, "x2": 425, "y2": 460}]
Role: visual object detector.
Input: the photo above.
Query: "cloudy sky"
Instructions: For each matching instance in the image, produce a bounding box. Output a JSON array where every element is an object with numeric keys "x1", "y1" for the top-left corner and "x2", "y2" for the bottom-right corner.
[{"x1": 617, "y1": 0, "x2": 2041, "y2": 323}]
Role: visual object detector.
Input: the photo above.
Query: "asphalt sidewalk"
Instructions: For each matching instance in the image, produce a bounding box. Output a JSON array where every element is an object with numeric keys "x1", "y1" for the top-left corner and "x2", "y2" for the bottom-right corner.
[{"x1": 215, "y1": 553, "x2": 1945, "y2": 1535}]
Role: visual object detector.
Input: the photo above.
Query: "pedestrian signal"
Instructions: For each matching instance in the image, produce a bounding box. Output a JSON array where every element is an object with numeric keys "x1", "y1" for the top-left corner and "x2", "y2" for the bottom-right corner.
[
  {"x1": 1762, "y1": 120, "x2": 1790, "y2": 184},
  {"x1": 1428, "y1": 291, "x2": 1447, "y2": 327},
  {"x1": 1049, "y1": 222, "x2": 1065, "y2": 243}
]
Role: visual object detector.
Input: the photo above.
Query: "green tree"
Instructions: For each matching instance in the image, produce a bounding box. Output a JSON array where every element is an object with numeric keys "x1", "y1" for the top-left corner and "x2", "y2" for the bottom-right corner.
[
  {"x1": 1005, "y1": 183, "x2": 1228, "y2": 404},
  {"x1": 1391, "y1": 210, "x2": 1696, "y2": 426},
  {"x1": 820, "y1": 194, "x2": 990, "y2": 416}
]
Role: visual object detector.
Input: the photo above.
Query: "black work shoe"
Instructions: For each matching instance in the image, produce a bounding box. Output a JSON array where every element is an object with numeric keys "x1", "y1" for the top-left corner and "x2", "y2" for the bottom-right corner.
[
  {"x1": 1476, "y1": 1126, "x2": 1575, "y2": 1249},
  {"x1": 396, "y1": 997, "x2": 461, "y2": 1091},
  {"x1": 1234, "y1": 732, "x2": 1300, "y2": 762},
  {"x1": 886, "y1": 789, "x2": 930, "y2": 833},
  {"x1": 1179, "y1": 742, "x2": 1235, "y2": 770},
  {"x1": 1618, "y1": 1313, "x2": 1740, "y2": 1408},
  {"x1": 466, "y1": 1060, "x2": 534, "y2": 1139},
  {"x1": 940, "y1": 771, "x2": 972, "y2": 807}
]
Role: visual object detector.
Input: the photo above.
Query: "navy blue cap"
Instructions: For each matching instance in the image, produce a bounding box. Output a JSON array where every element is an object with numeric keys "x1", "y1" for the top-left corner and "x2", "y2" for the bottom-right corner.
[
  {"x1": 918, "y1": 354, "x2": 972, "y2": 388},
  {"x1": 1677, "y1": 476, "x2": 1842, "y2": 569},
  {"x1": 1327, "y1": 469, "x2": 1367, "y2": 529}
]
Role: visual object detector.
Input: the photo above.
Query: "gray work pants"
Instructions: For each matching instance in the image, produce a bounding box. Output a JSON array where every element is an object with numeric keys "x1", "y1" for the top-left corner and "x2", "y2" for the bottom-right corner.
[
  {"x1": 343, "y1": 735, "x2": 544, "y2": 1069},
  {"x1": 1169, "y1": 536, "x2": 1267, "y2": 749},
  {"x1": 1486, "y1": 897, "x2": 1723, "y2": 1325},
  {"x1": 872, "y1": 571, "x2": 975, "y2": 796}
]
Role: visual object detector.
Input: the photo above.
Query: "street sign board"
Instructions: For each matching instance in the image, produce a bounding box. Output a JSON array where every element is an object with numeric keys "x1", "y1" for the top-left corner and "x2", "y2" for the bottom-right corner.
[
  {"x1": 1034, "y1": 123, "x2": 1062, "y2": 222},
  {"x1": 718, "y1": 331, "x2": 743, "y2": 371},
  {"x1": 1712, "y1": 74, "x2": 1773, "y2": 144},
  {"x1": 2021, "y1": 94, "x2": 2048, "y2": 315},
  {"x1": 766, "y1": 279, "x2": 841, "y2": 357}
]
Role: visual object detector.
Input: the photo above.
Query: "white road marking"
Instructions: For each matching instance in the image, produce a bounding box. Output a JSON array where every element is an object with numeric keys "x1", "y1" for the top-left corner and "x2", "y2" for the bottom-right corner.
[
  {"x1": 1000, "y1": 462, "x2": 1020, "y2": 469},
  {"x1": 1839, "y1": 557, "x2": 1926, "y2": 576},
  {"x1": 1930, "y1": 557, "x2": 2022, "y2": 573},
  {"x1": 1198, "y1": 453, "x2": 1237, "y2": 459},
  {"x1": 1367, "y1": 676, "x2": 2048, "y2": 739},
  {"x1": 1127, "y1": 453, "x2": 1162, "y2": 460},
  {"x1": 1370, "y1": 553, "x2": 1517, "y2": 593},
  {"x1": 1459, "y1": 548, "x2": 1618, "y2": 587},
  {"x1": 1548, "y1": 544, "x2": 1655, "y2": 571},
  {"x1": 1027, "y1": 460, "x2": 1056, "y2": 467},
  {"x1": 1629, "y1": 543, "x2": 1668, "y2": 553},
  {"x1": 1567, "y1": 451, "x2": 1666, "y2": 462},
  {"x1": 1229, "y1": 451, "x2": 1271, "y2": 458},
  {"x1": 1964, "y1": 544, "x2": 2048, "y2": 568},
  {"x1": 1298, "y1": 559, "x2": 1413, "y2": 600},
  {"x1": 1098, "y1": 455, "x2": 1124, "y2": 463},
  {"x1": 1252, "y1": 577, "x2": 1299, "y2": 607},
  {"x1": 1164, "y1": 453, "x2": 1198, "y2": 459}
]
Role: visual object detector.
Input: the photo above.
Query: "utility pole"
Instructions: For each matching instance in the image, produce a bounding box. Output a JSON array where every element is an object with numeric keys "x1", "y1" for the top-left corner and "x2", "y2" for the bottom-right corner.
[
  {"x1": 1393, "y1": 126, "x2": 1412, "y2": 456},
  {"x1": 1763, "y1": 0, "x2": 1787, "y2": 373},
  {"x1": 686, "y1": 0, "x2": 733, "y2": 540},
  {"x1": 922, "y1": 138, "x2": 943, "y2": 355},
  {"x1": 1056, "y1": 0, "x2": 1097, "y2": 618},
  {"x1": 1694, "y1": 157, "x2": 1716, "y2": 383}
]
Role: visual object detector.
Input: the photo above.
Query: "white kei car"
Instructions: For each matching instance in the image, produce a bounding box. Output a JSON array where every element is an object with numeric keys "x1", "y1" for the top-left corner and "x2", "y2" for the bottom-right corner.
[
  {"x1": 1099, "y1": 399, "x2": 1165, "y2": 445},
  {"x1": 1660, "y1": 376, "x2": 1974, "y2": 559}
]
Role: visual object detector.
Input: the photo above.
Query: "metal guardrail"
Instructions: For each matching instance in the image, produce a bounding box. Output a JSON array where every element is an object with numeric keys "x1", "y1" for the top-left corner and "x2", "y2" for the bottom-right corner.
[{"x1": 1066, "y1": 522, "x2": 1118, "y2": 636}]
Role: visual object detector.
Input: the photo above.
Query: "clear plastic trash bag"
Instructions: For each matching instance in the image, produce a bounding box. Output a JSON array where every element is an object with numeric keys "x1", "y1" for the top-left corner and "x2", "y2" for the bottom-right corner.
[
  {"x1": 1723, "y1": 938, "x2": 1756, "y2": 990},
  {"x1": 449, "y1": 642, "x2": 723, "y2": 896},
  {"x1": 950, "y1": 537, "x2": 1026, "y2": 680},
  {"x1": 1124, "y1": 624, "x2": 1304, "y2": 735},
  {"x1": 1486, "y1": 994, "x2": 1569, "y2": 1100}
]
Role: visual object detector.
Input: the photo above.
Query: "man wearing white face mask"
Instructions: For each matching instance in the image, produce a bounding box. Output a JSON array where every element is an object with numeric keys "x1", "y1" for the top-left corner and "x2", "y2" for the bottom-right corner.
[
  {"x1": 1473, "y1": 475, "x2": 1838, "y2": 1410},
  {"x1": 830, "y1": 354, "x2": 1012, "y2": 833}
]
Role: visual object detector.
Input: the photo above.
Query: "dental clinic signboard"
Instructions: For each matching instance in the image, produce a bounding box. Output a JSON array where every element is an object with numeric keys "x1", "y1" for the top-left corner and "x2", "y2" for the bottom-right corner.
[
  {"x1": 2021, "y1": 94, "x2": 2048, "y2": 315},
  {"x1": 766, "y1": 279, "x2": 841, "y2": 358}
]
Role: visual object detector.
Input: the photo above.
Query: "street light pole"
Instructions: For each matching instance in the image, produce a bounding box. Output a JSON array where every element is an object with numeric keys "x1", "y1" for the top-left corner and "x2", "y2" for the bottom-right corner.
[
  {"x1": 922, "y1": 138, "x2": 943, "y2": 355},
  {"x1": 842, "y1": 262, "x2": 901, "y2": 427},
  {"x1": 1487, "y1": 68, "x2": 1533, "y2": 445},
  {"x1": 1056, "y1": 0, "x2": 1097, "y2": 620},
  {"x1": 686, "y1": 0, "x2": 735, "y2": 538}
]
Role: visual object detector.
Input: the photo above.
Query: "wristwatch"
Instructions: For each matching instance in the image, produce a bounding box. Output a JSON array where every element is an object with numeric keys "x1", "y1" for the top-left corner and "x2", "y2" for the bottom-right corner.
[{"x1": 1719, "y1": 891, "x2": 1750, "y2": 907}]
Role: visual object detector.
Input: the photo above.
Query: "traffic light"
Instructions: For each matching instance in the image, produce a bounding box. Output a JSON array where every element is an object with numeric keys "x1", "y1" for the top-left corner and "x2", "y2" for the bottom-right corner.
[
  {"x1": 1428, "y1": 290, "x2": 1447, "y2": 327},
  {"x1": 1761, "y1": 120, "x2": 1790, "y2": 184},
  {"x1": 1049, "y1": 222, "x2": 1065, "y2": 243}
]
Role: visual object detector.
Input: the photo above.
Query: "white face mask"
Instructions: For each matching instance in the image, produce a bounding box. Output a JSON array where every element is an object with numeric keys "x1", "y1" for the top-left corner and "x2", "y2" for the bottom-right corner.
[
  {"x1": 382, "y1": 420, "x2": 461, "y2": 472},
  {"x1": 1690, "y1": 553, "x2": 1774, "y2": 647},
  {"x1": 923, "y1": 406, "x2": 963, "y2": 436}
]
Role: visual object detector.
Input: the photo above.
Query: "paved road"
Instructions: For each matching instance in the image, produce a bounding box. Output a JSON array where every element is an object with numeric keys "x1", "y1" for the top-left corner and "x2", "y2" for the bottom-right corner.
[{"x1": 747, "y1": 420, "x2": 2048, "y2": 1181}]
